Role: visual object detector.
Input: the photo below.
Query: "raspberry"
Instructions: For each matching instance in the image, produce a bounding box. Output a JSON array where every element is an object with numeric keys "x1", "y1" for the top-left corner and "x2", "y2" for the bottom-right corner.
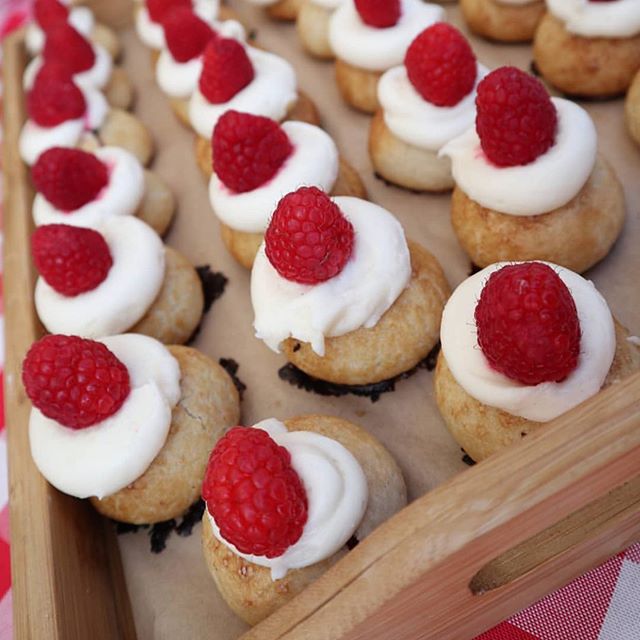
[
  {"x1": 146, "y1": 0, "x2": 191, "y2": 24},
  {"x1": 34, "y1": 0, "x2": 69, "y2": 31},
  {"x1": 43, "y1": 23, "x2": 95, "y2": 74},
  {"x1": 474, "y1": 262, "x2": 581, "y2": 386},
  {"x1": 32, "y1": 147, "x2": 109, "y2": 211},
  {"x1": 199, "y1": 37, "x2": 254, "y2": 104},
  {"x1": 354, "y1": 0, "x2": 401, "y2": 28},
  {"x1": 265, "y1": 187, "x2": 354, "y2": 285},
  {"x1": 475, "y1": 66, "x2": 557, "y2": 167},
  {"x1": 163, "y1": 6, "x2": 215, "y2": 63},
  {"x1": 32, "y1": 225, "x2": 113, "y2": 297},
  {"x1": 27, "y1": 72, "x2": 86, "y2": 127},
  {"x1": 405, "y1": 23, "x2": 477, "y2": 107},
  {"x1": 202, "y1": 426, "x2": 308, "y2": 558},
  {"x1": 22, "y1": 335, "x2": 130, "y2": 429},
  {"x1": 212, "y1": 111, "x2": 293, "y2": 193}
]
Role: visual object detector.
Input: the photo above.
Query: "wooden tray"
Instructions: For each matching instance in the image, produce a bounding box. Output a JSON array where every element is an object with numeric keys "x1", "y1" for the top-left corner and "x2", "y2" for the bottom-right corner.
[{"x1": 4, "y1": 1, "x2": 640, "y2": 638}]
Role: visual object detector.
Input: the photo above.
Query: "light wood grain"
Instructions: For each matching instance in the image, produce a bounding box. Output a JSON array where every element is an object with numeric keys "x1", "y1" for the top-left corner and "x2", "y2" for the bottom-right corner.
[
  {"x1": 243, "y1": 372, "x2": 640, "y2": 639},
  {"x1": 3, "y1": 28, "x2": 137, "y2": 640}
]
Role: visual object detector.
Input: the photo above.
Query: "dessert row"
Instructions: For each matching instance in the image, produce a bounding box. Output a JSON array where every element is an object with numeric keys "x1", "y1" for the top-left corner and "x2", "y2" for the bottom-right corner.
[{"x1": 16, "y1": 0, "x2": 640, "y2": 629}]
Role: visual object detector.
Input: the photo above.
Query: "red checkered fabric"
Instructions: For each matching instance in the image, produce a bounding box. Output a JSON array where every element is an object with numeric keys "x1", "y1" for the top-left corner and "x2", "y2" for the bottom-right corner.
[{"x1": 0, "y1": 3, "x2": 638, "y2": 639}]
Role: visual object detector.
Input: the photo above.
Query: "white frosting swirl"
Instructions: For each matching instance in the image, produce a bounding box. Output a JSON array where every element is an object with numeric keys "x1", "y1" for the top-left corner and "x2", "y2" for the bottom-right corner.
[
  {"x1": 189, "y1": 46, "x2": 297, "y2": 139},
  {"x1": 35, "y1": 216, "x2": 165, "y2": 337},
  {"x1": 24, "y1": 44, "x2": 113, "y2": 92},
  {"x1": 378, "y1": 63, "x2": 489, "y2": 152},
  {"x1": 440, "y1": 98, "x2": 597, "y2": 216},
  {"x1": 312, "y1": 0, "x2": 343, "y2": 10},
  {"x1": 547, "y1": 0, "x2": 640, "y2": 38},
  {"x1": 208, "y1": 418, "x2": 368, "y2": 581},
  {"x1": 19, "y1": 86, "x2": 109, "y2": 166},
  {"x1": 29, "y1": 333, "x2": 181, "y2": 500},
  {"x1": 33, "y1": 147, "x2": 145, "y2": 228},
  {"x1": 440, "y1": 262, "x2": 616, "y2": 422},
  {"x1": 25, "y1": 6, "x2": 95, "y2": 56},
  {"x1": 156, "y1": 20, "x2": 246, "y2": 99},
  {"x1": 136, "y1": 0, "x2": 221, "y2": 49},
  {"x1": 252, "y1": 197, "x2": 411, "y2": 356},
  {"x1": 209, "y1": 122, "x2": 339, "y2": 234},
  {"x1": 328, "y1": 0, "x2": 444, "y2": 72}
]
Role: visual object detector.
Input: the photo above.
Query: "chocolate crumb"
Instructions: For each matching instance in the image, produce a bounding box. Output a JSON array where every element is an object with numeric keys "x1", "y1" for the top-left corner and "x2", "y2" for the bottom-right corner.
[
  {"x1": 196, "y1": 265, "x2": 228, "y2": 313},
  {"x1": 176, "y1": 499, "x2": 205, "y2": 537},
  {"x1": 248, "y1": 29, "x2": 258, "y2": 41},
  {"x1": 346, "y1": 535, "x2": 359, "y2": 550},
  {"x1": 520, "y1": 432, "x2": 527, "y2": 438},
  {"x1": 114, "y1": 499, "x2": 206, "y2": 553},
  {"x1": 461, "y1": 450, "x2": 476, "y2": 466},
  {"x1": 278, "y1": 342, "x2": 441, "y2": 402},
  {"x1": 292, "y1": 342, "x2": 301, "y2": 353},
  {"x1": 219, "y1": 358, "x2": 247, "y2": 400}
]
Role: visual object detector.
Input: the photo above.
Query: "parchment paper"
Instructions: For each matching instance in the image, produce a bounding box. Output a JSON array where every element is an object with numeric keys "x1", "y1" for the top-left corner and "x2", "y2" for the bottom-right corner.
[{"x1": 115, "y1": 3, "x2": 640, "y2": 638}]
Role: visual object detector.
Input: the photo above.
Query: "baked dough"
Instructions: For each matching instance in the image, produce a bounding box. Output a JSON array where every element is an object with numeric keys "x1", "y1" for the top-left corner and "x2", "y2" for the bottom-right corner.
[
  {"x1": 103, "y1": 66, "x2": 134, "y2": 111},
  {"x1": 282, "y1": 241, "x2": 451, "y2": 385},
  {"x1": 131, "y1": 246, "x2": 205, "y2": 345},
  {"x1": 335, "y1": 58, "x2": 382, "y2": 114},
  {"x1": 450, "y1": 154, "x2": 625, "y2": 273},
  {"x1": 435, "y1": 320, "x2": 640, "y2": 462},
  {"x1": 91, "y1": 346, "x2": 240, "y2": 523},
  {"x1": 369, "y1": 110, "x2": 453, "y2": 192},
  {"x1": 201, "y1": 414, "x2": 407, "y2": 625},
  {"x1": 460, "y1": 0, "x2": 545, "y2": 43},
  {"x1": 625, "y1": 69, "x2": 640, "y2": 146},
  {"x1": 218, "y1": 156, "x2": 367, "y2": 269},
  {"x1": 136, "y1": 169, "x2": 176, "y2": 237},
  {"x1": 79, "y1": 108, "x2": 155, "y2": 167},
  {"x1": 194, "y1": 91, "x2": 322, "y2": 177},
  {"x1": 266, "y1": 0, "x2": 304, "y2": 21},
  {"x1": 296, "y1": 1, "x2": 334, "y2": 60},
  {"x1": 533, "y1": 12, "x2": 640, "y2": 98}
]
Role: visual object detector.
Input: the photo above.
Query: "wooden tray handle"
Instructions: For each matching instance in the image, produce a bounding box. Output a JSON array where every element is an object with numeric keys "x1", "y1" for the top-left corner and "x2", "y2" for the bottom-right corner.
[{"x1": 243, "y1": 371, "x2": 640, "y2": 640}]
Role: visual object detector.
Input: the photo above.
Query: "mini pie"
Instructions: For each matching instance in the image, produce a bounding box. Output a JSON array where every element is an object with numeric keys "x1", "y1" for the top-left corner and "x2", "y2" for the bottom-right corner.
[
  {"x1": 23, "y1": 333, "x2": 240, "y2": 525},
  {"x1": 201, "y1": 415, "x2": 406, "y2": 624},
  {"x1": 328, "y1": 0, "x2": 444, "y2": 113},
  {"x1": 209, "y1": 110, "x2": 366, "y2": 269},
  {"x1": 296, "y1": 0, "x2": 341, "y2": 60},
  {"x1": 533, "y1": 1, "x2": 640, "y2": 98},
  {"x1": 31, "y1": 146, "x2": 175, "y2": 236},
  {"x1": 19, "y1": 66, "x2": 154, "y2": 167},
  {"x1": 32, "y1": 219, "x2": 204, "y2": 345},
  {"x1": 434, "y1": 261, "x2": 640, "y2": 462},
  {"x1": 625, "y1": 69, "x2": 640, "y2": 146},
  {"x1": 370, "y1": 24, "x2": 488, "y2": 192},
  {"x1": 440, "y1": 67, "x2": 625, "y2": 273},
  {"x1": 460, "y1": 0, "x2": 545, "y2": 43},
  {"x1": 251, "y1": 188, "x2": 450, "y2": 386}
]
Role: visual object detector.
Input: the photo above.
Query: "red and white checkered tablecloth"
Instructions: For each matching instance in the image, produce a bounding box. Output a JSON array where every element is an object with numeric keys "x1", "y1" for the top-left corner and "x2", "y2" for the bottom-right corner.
[{"x1": 0, "y1": 3, "x2": 638, "y2": 639}]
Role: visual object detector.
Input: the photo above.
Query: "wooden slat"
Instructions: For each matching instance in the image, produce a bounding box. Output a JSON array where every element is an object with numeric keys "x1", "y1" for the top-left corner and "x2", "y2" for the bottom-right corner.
[
  {"x1": 243, "y1": 372, "x2": 640, "y2": 640},
  {"x1": 2, "y1": 30, "x2": 137, "y2": 640}
]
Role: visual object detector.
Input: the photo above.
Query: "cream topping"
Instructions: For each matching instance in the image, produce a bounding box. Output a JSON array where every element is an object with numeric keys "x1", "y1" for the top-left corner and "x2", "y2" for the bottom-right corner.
[
  {"x1": 378, "y1": 63, "x2": 489, "y2": 152},
  {"x1": 19, "y1": 86, "x2": 109, "y2": 166},
  {"x1": 252, "y1": 197, "x2": 411, "y2": 356},
  {"x1": 189, "y1": 45, "x2": 297, "y2": 139},
  {"x1": 29, "y1": 333, "x2": 181, "y2": 500},
  {"x1": 439, "y1": 98, "x2": 597, "y2": 216},
  {"x1": 440, "y1": 262, "x2": 616, "y2": 422},
  {"x1": 328, "y1": 0, "x2": 444, "y2": 72},
  {"x1": 312, "y1": 0, "x2": 343, "y2": 10},
  {"x1": 547, "y1": 0, "x2": 640, "y2": 38},
  {"x1": 33, "y1": 147, "x2": 145, "y2": 229},
  {"x1": 209, "y1": 122, "x2": 339, "y2": 234},
  {"x1": 35, "y1": 216, "x2": 165, "y2": 337},
  {"x1": 156, "y1": 19, "x2": 246, "y2": 99},
  {"x1": 208, "y1": 418, "x2": 368, "y2": 581},
  {"x1": 25, "y1": 6, "x2": 95, "y2": 55}
]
